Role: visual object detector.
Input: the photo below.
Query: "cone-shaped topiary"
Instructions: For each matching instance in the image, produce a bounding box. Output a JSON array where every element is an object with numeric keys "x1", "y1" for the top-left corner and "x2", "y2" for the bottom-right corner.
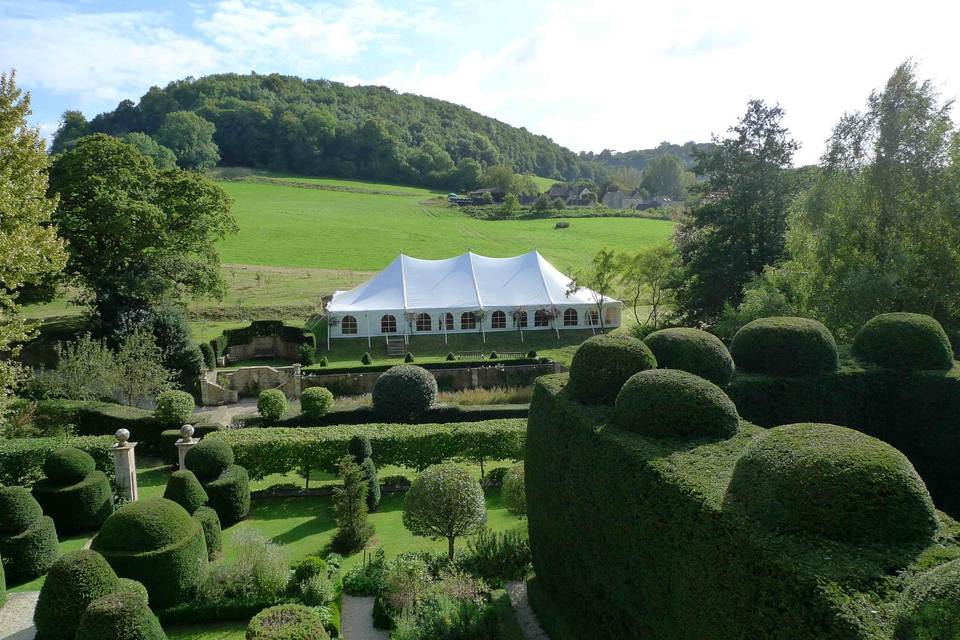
[
  {"x1": 75, "y1": 591, "x2": 167, "y2": 640},
  {"x1": 191, "y1": 506, "x2": 222, "y2": 560},
  {"x1": 896, "y1": 558, "x2": 960, "y2": 640},
  {"x1": 361, "y1": 352, "x2": 372, "y2": 365},
  {"x1": 446, "y1": 352, "x2": 456, "y2": 361},
  {"x1": 91, "y1": 498, "x2": 207, "y2": 609},
  {"x1": 34, "y1": 549, "x2": 121, "y2": 640},
  {"x1": 33, "y1": 447, "x2": 113, "y2": 534},
  {"x1": 644, "y1": 328, "x2": 736, "y2": 386},
  {"x1": 725, "y1": 423, "x2": 938, "y2": 546},
  {"x1": 184, "y1": 438, "x2": 234, "y2": 482},
  {"x1": 853, "y1": 312, "x2": 954, "y2": 371},
  {"x1": 163, "y1": 470, "x2": 208, "y2": 514},
  {"x1": 372, "y1": 364, "x2": 438, "y2": 422},
  {"x1": 0, "y1": 486, "x2": 59, "y2": 583},
  {"x1": 246, "y1": 604, "x2": 329, "y2": 639},
  {"x1": 613, "y1": 369, "x2": 740, "y2": 440},
  {"x1": 568, "y1": 334, "x2": 658, "y2": 404},
  {"x1": 729, "y1": 317, "x2": 839, "y2": 377},
  {"x1": 301, "y1": 386, "x2": 334, "y2": 420}
]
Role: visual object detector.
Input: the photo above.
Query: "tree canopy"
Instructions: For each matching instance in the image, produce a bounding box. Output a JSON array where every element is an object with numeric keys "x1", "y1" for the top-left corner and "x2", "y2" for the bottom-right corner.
[{"x1": 155, "y1": 111, "x2": 220, "y2": 170}]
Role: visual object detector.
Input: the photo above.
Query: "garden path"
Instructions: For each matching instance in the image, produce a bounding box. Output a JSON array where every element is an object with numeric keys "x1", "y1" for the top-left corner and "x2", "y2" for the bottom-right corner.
[
  {"x1": 0, "y1": 591, "x2": 38, "y2": 640},
  {"x1": 192, "y1": 398, "x2": 258, "y2": 426},
  {"x1": 340, "y1": 595, "x2": 389, "y2": 640},
  {"x1": 506, "y1": 581, "x2": 550, "y2": 640}
]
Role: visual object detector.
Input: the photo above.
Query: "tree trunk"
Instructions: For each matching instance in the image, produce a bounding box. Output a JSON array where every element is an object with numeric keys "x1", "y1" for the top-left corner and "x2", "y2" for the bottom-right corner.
[{"x1": 448, "y1": 537, "x2": 455, "y2": 561}]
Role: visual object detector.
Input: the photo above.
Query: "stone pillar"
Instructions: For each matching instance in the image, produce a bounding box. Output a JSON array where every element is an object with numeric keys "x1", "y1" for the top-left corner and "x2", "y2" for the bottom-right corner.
[
  {"x1": 175, "y1": 424, "x2": 198, "y2": 471},
  {"x1": 112, "y1": 429, "x2": 139, "y2": 502}
]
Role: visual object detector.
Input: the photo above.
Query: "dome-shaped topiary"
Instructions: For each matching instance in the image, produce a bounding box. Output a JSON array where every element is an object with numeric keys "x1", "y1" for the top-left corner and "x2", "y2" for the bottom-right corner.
[
  {"x1": 301, "y1": 386, "x2": 334, "y2": 420},
  {"x1": 613, "y1": 369, "x2": 740, "y2": 439},
  {"x1": 0, "y1": 486, "x2": 59, "y2": 583},
  {"x1": 34, "y1": 549, "x2": 121, "y2": 640},
  {"x1": 372, "y1": 364, "x2": 438, "y2": 421},
  {"x1": 155, "y1": 390, "x2": 195, "y2": 427},
  {"x1": 91, "y1": 498, "x2": 207, "y2": 609},
  {"x1": 117, "y1": 577, "x2": 149, "y2": 608},
  {"x1": 896, "y1": 559, "x2": 960, "y2": 640},
  {"x1": 246, "y1": 604, "x2": 330, "y2": 640},
  {"x1": 75, "y1": 591, "x2": 167, "y2": 640},
  {"x1": 191, "y1": 506, "x2": 222, "y2": 560},
  {"x1": 568, "y1": 334, "x2": 658, "y2": 404},
  {"x1": 163, "y1": 470, "x2": 208, "y2": 514},
  {"x1": 852, "y1": 312, "x2": 954, "y2": 371},
  {"x1": 729, "y1": 316, "x2": 839, "y2": 377},
  {"x1": 644, "y1": 328, "x2": 735, "y2": 386},
  {"x1": 33, "y1": 468, "x2": 114, "y2": 534},
  {"x1": 258, "y1": 388, "x2": 288, "y2": 421},
  {"x1": 43, "y1": 447, "x2": 96, "y2": 484},
  {"x1": 204, "y1": 464, "x2": 251, "y2": 525},
  {"x1": 184, "y1": 438, "x2": 234, "y2": 482},
  {"x1": 725, "y1": 423, "x2": 938, "y2": 546}
]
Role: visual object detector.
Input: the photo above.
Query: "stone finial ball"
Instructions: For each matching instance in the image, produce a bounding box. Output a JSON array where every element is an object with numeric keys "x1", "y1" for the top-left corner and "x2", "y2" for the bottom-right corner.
[
  {"x1": 180, "y1": 424, "x2": 195, "y2": 440},
  {"x1": 115, "y1": 429, "x2": 131, "y2": 444}
]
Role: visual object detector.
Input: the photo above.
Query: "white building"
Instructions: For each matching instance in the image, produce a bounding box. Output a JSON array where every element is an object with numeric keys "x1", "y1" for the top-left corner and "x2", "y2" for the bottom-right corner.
[{"x1": 326, "y1": 250, "x2": 621, "y2": 344}]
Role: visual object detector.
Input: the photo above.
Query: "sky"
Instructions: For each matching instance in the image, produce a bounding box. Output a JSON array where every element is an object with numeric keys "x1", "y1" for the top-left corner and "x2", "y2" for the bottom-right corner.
[{"x1": 3, "y1": 0, "x2": 959, "y2": 166}]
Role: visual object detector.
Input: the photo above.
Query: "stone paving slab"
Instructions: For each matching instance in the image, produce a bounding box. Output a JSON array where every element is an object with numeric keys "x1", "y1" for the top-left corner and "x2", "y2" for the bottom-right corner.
[{"x1": 0, "y1": 591, "x2": 38, "y2": 640}]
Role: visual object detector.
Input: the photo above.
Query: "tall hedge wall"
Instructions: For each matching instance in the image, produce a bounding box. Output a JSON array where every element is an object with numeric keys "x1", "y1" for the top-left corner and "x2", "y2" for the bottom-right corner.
[
  {"x1": 526, "y1": 374, "x2": 960, "y2": 640},
  {"x1": 0, "y1": 436, "x2": 115, "y2": 486},
  {"x1": 210, "y1": 419, "x2": 526, "y2": 477},
  {"x1": 727, "y1": 365, "x2": 960, "y2": 517}
]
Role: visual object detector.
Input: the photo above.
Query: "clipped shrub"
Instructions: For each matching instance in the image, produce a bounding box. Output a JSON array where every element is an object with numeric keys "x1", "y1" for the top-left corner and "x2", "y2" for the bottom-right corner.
[
  {"x1": 726, "y1": 423, "x2": 937, "y2": 545},
  {"x1": 33, "y1": 446, "x2": 113, "y2": 533},
  {"x1": 896, "y1": 559, "x2": 960, "y2": 640},
  {"x1": 258, "y1": 389, "x2": 288, "y2": 421},
  {"x1": 502, "y1": 465, "x2": 526, "y2": 516},
  {"x1": 729, "y1": 316, "x2": 839, "y2": 377},
  {"x1": 301, "y1": 387, "x2": 334, "y2": 420},
  {"x1": 853, "y1": 312, "x2": 954, "y2": 371},
  {"x1": 404, "y1": 352, "x2": 415, "y2": 363},
  {"x1": 644, "y1": 327, "x2": 735, "y2": 386},
  {"x1": 613, "y1": 369, "x2": 740, "y2": 439},
  {"x1": 205, "y1": 464, "x2": 251, "y2": 525},
  {"x1": 461, "y1": 529, "x2": 532, "y2": 582},
  {"x1": 246, "y1": 604, "x2": 329, "y2": 640},
  {"x1": 567, "y1": 333, "x2": 657, "y2": 404},
  {"x1": 361, "y1": 352, "x2": 372, "y2": 365},
  {"x1": 43, "y1": 446, "x2": 95, "y2": 484},
  {"x1": 360, "y1": 458, "x2": 381, "y2": 512},
  {"x1": 117, "y1": 577, "x2": 149, "y2": 607},
  {"x1": 298, "y1": 343, "x2": 316, "y2": 366},
  {"x1": 34, "y1": 549, "x2": 121, "y2": 640},
  {"x1": 372, "y1": 365, "x2": 438, "y2": 422},
  {"x1": 403, "y1": 464, "x2": 486, "y2": 560},
  {"x1": 527, "y1": 350, "x2": 538, "y2": 358},
  {"x1": 199, "y1": 342, "x2": 215, "y2": 370},
  {"x1": 91, "y1": 498, "x2": 208, "y2": 609},
  {"x1": 0, "y1": 486, "x2": 59, "y2": 582},
  {"x1": 192, "y1": 506, "x2": 222, "y2": 560},
  {"x1": 154, "y1": 391, "x2": 195, "y2": 427},
  {"x1": 75, "y1": 590, "x2": 167, "y2": 640},
  {"x1": 349, "y1": 435, "x2": 373, "y2": 461},
  {"x1": 489, "y1": 351, "x2": 499, "y2": 360},
  {"x1": 185, "y1": 438, "x2": 234, "y2": 482},
  {"x1": 163, "y1": 470, "x2": 208, "y2": 514},
  {"x1": 318, "y1": 356, "x2": 328, "y2": 367},
  {"x1": 446, "y1": 352, "x2": 456, "y2": 361}
]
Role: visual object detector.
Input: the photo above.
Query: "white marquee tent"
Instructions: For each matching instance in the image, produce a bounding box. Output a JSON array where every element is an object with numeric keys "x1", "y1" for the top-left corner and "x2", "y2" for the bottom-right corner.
[{"x1": 326, "y1": 250, "x2": 621, "y2": 345}]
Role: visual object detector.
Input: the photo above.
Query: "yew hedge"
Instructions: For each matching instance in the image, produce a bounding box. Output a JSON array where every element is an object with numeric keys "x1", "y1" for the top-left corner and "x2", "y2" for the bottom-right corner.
[{"x1": 0, "y1": 436, "x2": 115, "y2": 486}]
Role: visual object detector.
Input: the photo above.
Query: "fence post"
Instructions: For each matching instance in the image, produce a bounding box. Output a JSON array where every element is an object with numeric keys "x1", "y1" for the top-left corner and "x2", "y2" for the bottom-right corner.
[
  {"x1": 175, "y1": 425, "x2": 199, "y2": 471},
  {"x1": 111, "y1": 429, "x2": 139, "y2": 502}
]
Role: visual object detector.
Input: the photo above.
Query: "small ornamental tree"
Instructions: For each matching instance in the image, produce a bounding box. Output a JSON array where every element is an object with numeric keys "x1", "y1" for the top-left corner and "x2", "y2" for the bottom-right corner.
[
  {"x1": 332, "y1": 456, "x2": 373, "y2": 552},
  {"x1": 402, "y1": 464, "x2": 487, "y2": 560},
  {"x1": 301, "y1": 387, "x2": 334, "y2": 420},
  {"x1": 258, "y1": 389, "x2": 287, "y2": 421},
  {"x1": 155, "y1": 390, "x2": 195, "y2": 427}
]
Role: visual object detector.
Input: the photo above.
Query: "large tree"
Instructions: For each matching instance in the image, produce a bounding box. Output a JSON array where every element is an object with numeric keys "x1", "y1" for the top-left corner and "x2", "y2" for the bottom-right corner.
[
  {"x1": 672, "y1": 100, "x2": 799, "y2": 324},
  {"x1": 640, "y1": 153, "x2": 687, "y2": 200},
  {"x1": 156, "y1": 111, "x2": 220, "y2": 170},
  {"x1": 122, "y1": 132, "x2": 177, "y2": 169},
  {"x1": 48, "y1": 134, "x2": 236, "y2": 330},
  {"x1": 0, "y1": 71, "x2": 68, "y2": 424}
]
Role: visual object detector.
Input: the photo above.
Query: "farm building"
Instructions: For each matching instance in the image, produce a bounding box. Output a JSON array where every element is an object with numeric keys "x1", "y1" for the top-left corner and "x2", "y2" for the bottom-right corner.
[{"x1": 326, "y1": 250, "x2": 621, "y2": 343}]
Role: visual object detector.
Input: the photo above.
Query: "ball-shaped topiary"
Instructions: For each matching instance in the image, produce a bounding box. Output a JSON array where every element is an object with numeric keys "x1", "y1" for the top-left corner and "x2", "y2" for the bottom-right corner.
[
  {"x1": 644, "y1": 328, "x2": 735, "y2": 386},
  {"x1": 75, "y1": 591, "x2": 167, "y2": 640},
  {"x1": 43, "y1": 447, "x2": 95, "y2": 484},
  {"x1": 163, "y1": 470, "x2": 208, "y2": 514},
  {"x1": 246, "y1": 604, "x2": 330, "y2": 640},
  {"x1": 155, "y1": 390, "x2": 195, "y2": 427},
  {"x1": 191, "y1": 506, "x2": 222, "y2": 560},
  {"x1": 258, "y1": 389, "x2": 288, "y2": 421},
  {"x1": 91, "y1": 498, "x2": 207, "y2": 609},
  {"x1": 896, "y1": 559, "x2": 960, "y2": 640},
  {"x1": 729, "y1": 316, "x2": 839, "y2": 377},
  {"x1": 204, "y1": 464, "x2": 251, "y2": 525},
  {"x1": 613, "y1": 369, "x2": 740, "y2": 439},
  {"x1": 372, "y1": 365, "x2": 438, "y2": 422},
  {"x1": 301, "y1": 386, "x2": 334, "y2": 420},
  {"x1": 725, "y1": 423, "x2": 938, "y2": 546},
  {"x1": 503, "y1": 465, "x2": 526, "y2": 517},
  {"x1": 0, "y1": 486, "x2": 59, "y2": 583},
  {"x1": 568, "y1": 333, "x2": 658, "y2": 404},
  {"x1": 852, "y1": 312, "x2": 954, "y2": 371},
  {"x1": 184, "y1": 438, "x2": 234, "y2": 482},
  {"x1": 34, "y1": 549, "x2": 121, "y2": 640}
]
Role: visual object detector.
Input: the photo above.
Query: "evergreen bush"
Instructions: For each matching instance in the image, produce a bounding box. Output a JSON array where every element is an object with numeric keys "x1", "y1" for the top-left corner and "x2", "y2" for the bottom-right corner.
[
  {"x1": 301, "y1": 387, "x2": 334, "y2": 420},
  {"x1": 199, "y1": 342, "x2": 215, "y2": 370},
  {"x1": 332, "y1": 456, "x2": 374, "y2": 553},
  {"x1": 567, "y1": 333, "x2": 657, "y2": 404},
  {"x1": 33, "y1": 549, "x2": 121, "y2": 640},
  {"x1": 298, "y1": 343, "x2": 317, "y2": 366},
  {"x1": 489, "y1": 351, "x2": 499, "y2": 359},
  {"x1": 184, "y1": 438, "x2": 234, "y2": 482},
  {"x1": 192, "y1": 506, "x2": 222, "y2": 560},
  {"x1": 204, "y1": 464, "x2": 251, "y2": 525},
  {"x1": 526, "y1": 350, "x2": 538, "y2": 358},
  {"x1": 404, "y1": 352, "x2": 415, "y2": 363},
  {"x1": 372, "y1": 365, "x2": 438, "y2": 422},
  {"x1": 75, "y1": 591, "x2": 167, "y2": 640},
  {"x1": 246, "y1": 604, "x2": 329, "y2": 640},
  {"x1": 729, "y1": 316, "x2": 839, "y2": 377},
  {"x1": 319, "y1": 356, "x2": 328, "y2": 367},
  {"x1": 43, "y1": 446, "x2": 95, "y2": 484},
  {"x1": 361, "y1": 352, "x2": 372, "y2": 365},
  {"x1": 33, "y1": 447, "x2": 113, "y2": 534},
  {"x1": 446, "y1": 352, "x2": 456, "y2": 361},
  {"x1": 163, "y1": 470, "x2": 208, "y2": 514},
  {"x1": 0, "y1": 486, "x2": 59, "y2": 582},
  {"x1": 154, "y1": 391, "x2": 195, "y2": 427},
  {"x1": 258, "y1": 389, "x2": 288, "y2": 421},
  {"x1": 852, "y1": 312, "x2": 954, "y2": 371},
  {"x1": 502, "y1": 466, "x2": 526, "y2": 516},
  {"x1": 644, "y1": 327, "x2": 735, "y2": 386},
  {"x1": 896, "y1": 559, "x2": 960, "y2": 640}
]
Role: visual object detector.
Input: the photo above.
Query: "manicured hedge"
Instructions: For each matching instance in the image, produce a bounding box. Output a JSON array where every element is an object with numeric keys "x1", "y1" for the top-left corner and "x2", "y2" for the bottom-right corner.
[
  {"x1": 192, "y1": 506, "x2": 222, "y2": 560},
  {"x1": 163, "y1": 470, "x2": 208, "y2": 514},
  {"x1": 567, "y1": 333, "x2": 657, "y2": 404},
  {"x1": 852, "y1": 312, "x2": 954, "y2": 371},
  {"x1": 896, "y1": 558, "x2": 960, "y2": 639},
  {"x1": 730, "y1": 316, "x2": 839, "y2": 377},
  {"x1": 644, "y1": 327, "x2": 735, "y2": 386},
  {"x1": 222, "y1": 320, "x2": 315, "y2": 348},
  {"x1": 92, "y1": 498, "x2": 208, "y2": 609},
  {"x1": 246, "y1": 603, "x2": 329, "y2": 640},
  {"x1": 372, "y1": 365, "x2": 438, "y2": 421},
  {"x1": 75, "y1": 591, "x2": 167, "y2": 640},
  {"x1": 204, "y1": 464, "x2": 250, "y2": 525},
  {"x1": 0, "y1": 435, "x2": 114, "y2": 486},
  {"x1": 210, "y1": 419, "x2": 527, "y2": 478},
  {"x1": 0, "y1": 487, "x2": 59, "y2": 583},
  {"x1": 32, "y1": 469, "x2": 114, "y2": 534},
  {"x1": 154, "y1": 390, "x2": 195, "y2": 427},
  {"x1": 43, "y1": 447, "x2": 95, "y2": 483},
  {"x1": 29, "y1": 399, "x2": 158, "y2": 440},
  {"x1": 265, "y1": 404, "x2": 528, "y2": 428},
  {"x1": 184, "y1": 438, "x2": 234, "y2": 482},
  {"x1": 0, "y1": 551, "x2": 5, "y2": 608},
  {"x1": 34, "y1": 549, "x2": 121, "y2": 640},
  {"x1": 526, "y1": 373, "x2": 959, "y2": 639}
]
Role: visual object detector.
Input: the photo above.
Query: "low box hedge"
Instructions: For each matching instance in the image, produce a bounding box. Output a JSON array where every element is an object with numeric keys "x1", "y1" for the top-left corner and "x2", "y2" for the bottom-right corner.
[
  {"x1": 209, "y1": 419, "x2": 526, "y2": 478},
  {"x1": 0, "y1": 436, "x2": 115, "y2": 486},
  {"x1": 527, "y1": 373, "x2": 960, "y2": 639},
  {"x1": 248, "y1": 404, "x2": 528, "y2": 428}
]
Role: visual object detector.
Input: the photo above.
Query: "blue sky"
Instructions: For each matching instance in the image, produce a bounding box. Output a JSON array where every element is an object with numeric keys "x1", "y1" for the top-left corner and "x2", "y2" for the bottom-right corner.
[{"x1": 3, "y1": 0, "x2": 959, "y2": 165}]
